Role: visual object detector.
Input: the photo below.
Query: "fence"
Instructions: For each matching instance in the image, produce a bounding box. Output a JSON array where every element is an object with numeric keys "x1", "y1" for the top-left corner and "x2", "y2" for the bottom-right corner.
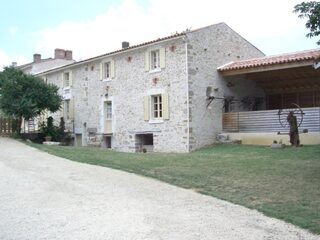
[
  {"x1": 223, "y1": 107, "x2": 320, "y2": 133},
  {"x1": 0, "y1": 118, "x2": 19, "y2": 136}
]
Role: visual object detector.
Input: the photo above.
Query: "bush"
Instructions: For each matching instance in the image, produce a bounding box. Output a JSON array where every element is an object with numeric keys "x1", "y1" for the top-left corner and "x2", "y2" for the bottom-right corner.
[{"x1": 40, "y1": 117, "x2": 65, "y2": 142}]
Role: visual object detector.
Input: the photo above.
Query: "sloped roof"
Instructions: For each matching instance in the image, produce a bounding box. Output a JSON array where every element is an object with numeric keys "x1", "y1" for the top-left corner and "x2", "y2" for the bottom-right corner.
[
  {"x1": 218, "y1": 48, "x2": 320, "y2": 72},
  {"x1": 36, "y1": 32, "x2": 186, "y2": 76}
]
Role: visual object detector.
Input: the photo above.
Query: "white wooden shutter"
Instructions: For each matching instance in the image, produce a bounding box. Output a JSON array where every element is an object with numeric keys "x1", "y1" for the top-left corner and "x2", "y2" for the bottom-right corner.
[
  {"x1": 160, "y1": 48, "x2": 166, "y2": 69},
  {"x1": 69, "y1": 98, "x2": 75, "y2": 120},
  {"x1": 61, "y1": 72, "x2": 64, "y2": 88},
  {"x1": 69, "y1": 71, "x2": 73, "y2": 87},
  {"x1": 162, "y1": 93, "x2": 169, "y2": 120},
  {"x1": 110, "y1": 60, "x2": 115, "y2": 79},
  {"x1": 145, "y1": 51, "x2": 150, "y2": 72},
  {"x1": 99, "y1": 62, "x2": 104, "y2": 80},
  {"x1": 143, "y1": 96, "x2": 150, "y2": 121}
]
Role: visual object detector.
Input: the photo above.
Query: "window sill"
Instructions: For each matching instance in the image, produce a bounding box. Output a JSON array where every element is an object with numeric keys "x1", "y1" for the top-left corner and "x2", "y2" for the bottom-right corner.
[
  {"x1": 149, "y1": 68, "x2": 161, "y2": 74},
  {"x1": 63, "y1": 86, "x2": 71, "y2": 90},
  {"x1": 102, "y1": 78, "x2": 113, "y2": 82},
  {"x1": 148, "y1": 119, "x2": 164, "y2": 124}
]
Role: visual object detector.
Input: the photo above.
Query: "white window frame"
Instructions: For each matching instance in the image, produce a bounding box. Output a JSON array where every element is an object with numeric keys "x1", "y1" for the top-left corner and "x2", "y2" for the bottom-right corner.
[
  {"x1": 100, "y1": 59, "x2": 114, "y2": 82},
  {"x1": 150, "y1": 50, "x2": 160, "y2": 70},
  {"x1": 63, "y1": 72, "x2": 70, "y2": 88},
  {"x1": 105, "y1": 101, "x2": 112, "y2": 120},
  {"x1": 151, "y1": 95, "x2": 162, "y2": 120},
  {"x1": 104, "y1": 62, "x2": 111, "y2": 80}
]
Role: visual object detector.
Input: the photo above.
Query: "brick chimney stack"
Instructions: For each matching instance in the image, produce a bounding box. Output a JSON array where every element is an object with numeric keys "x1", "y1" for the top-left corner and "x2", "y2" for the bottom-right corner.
[
  {"x1": 65, "y1": 50, "x2": 73, "y2": 60},
  {"x1": 33, "y1": 53, "x2": 41, "y2": 63},
  {"x1": 54, "y1": 48, "x2": 66, "y2": 59}
]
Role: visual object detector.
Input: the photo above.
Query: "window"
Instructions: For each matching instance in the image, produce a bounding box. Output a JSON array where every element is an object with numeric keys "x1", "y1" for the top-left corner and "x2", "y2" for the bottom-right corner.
[
  {"x1": 144, "y1": 93, "x2": 169, "y2": 121},
  {"x1": 145, "y1": 48, "x2": 165, "y2": 72},
  {"x1": 104, "y1": 62, "x2": 110, "y2": 79},
  {"x1": 152, "y1": 95, "x2": 162, "y2": 119},
  {"x1": 106, "y1": 101, "x2": 112, "y2": 119},
  {"x1": 150, "y1": 50, "x2": 160, "y2": 69},
  {"x1": 104, "y1": 101, "x2": 112, "y2": 134},
  {"x1": 100, "y1": 60, "x2": 115, "y2": 80},
  {"x1": 63, "y1": 72, "x2": 70, "y2": 87}
]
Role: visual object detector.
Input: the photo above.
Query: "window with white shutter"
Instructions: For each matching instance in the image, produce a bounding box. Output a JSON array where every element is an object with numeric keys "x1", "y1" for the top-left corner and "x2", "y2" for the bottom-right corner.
[
  {"x1": 100, "y1": 60, "x2": 115, "y2": 81},
  {"x1": 145, "y1": 47, "x2": 166, "y2": 72}
]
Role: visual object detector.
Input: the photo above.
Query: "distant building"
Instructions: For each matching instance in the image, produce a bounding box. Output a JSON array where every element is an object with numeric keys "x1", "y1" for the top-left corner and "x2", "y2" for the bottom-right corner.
[
  {"x1": 17, "y1": 49, "x2": 75, "y2": 133},
  {"x1": 17, "y1": 48, "x2": 75, "y2": 75}
]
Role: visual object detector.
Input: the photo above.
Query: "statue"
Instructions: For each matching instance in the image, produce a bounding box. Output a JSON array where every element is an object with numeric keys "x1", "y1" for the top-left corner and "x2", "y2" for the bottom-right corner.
[{"x1": 287, "y1": 111, "x2": 300, "y2": 147}]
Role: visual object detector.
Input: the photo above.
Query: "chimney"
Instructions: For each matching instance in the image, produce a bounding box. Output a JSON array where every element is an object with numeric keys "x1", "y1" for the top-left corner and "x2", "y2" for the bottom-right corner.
[
  {"x1": 122, "y1": 41, "x2": 130, "y2": 49},
  {"x1": 33, "y1": 53, "x2": 41, "y2": 63},
  {"x1": 54, "y1": 48, "x2": 66, "y2": 59},
  {"x1": 11, "y1": 62, "x2": 17, "y2": 67},
  {"x1": 65, "y1": 50, "x2": 73, "y2": 60}
]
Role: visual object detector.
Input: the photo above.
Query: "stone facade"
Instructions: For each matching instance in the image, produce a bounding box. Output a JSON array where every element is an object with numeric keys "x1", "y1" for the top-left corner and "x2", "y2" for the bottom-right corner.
[
  {"x1": 39, "y1": 23, "x2": 265, "y2": 152},
  {"x1": 185, "y1": 23, "x2": 265, "y2": 150}
]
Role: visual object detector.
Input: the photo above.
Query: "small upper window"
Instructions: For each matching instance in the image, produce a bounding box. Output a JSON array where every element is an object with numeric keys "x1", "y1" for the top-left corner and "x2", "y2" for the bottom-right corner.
[
  {"x1": 63, "y1": 72, "x2": 70, "y2": 87},
  {"x1": 100, "y1": 60, "x2": 114, "y2": 80},
  {"x1": 150, "y1": 50, "x2": 160, "y2": 70},
  {"x1": 104, "y1": 62, "x2": 110, "y2": 79}
]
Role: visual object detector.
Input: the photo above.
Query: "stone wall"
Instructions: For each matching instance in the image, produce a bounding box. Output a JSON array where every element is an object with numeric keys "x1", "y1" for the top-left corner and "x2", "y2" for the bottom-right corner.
[
  {"x1": 44, "y1": 37, "x2": 189, "y2": 152},
  {"x1": 186, "y1": 23, "x2": 265, "y2": 151},
  {"x1": 43, "y1": 23, "x2": 268, "y2": 153}
]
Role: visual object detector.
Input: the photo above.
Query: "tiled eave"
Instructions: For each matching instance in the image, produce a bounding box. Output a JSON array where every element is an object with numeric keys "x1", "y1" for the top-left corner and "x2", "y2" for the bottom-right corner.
[{"x1": 218, "y1": 49, "x2": 320, "y2": 76}]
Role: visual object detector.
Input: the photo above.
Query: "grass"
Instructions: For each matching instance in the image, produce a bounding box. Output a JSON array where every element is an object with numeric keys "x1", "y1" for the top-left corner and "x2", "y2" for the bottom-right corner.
[{"x1": 28, "y1": 142, "x2": 320, "y2": 234}]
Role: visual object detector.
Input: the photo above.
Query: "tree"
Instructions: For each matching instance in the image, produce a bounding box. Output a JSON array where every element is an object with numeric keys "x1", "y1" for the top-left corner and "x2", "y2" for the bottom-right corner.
[
  {"x1": 0, "y1": 67, "x2": 62, "y2": 132},
  {"x1": 294, "y1": 1, "x2": 320, "y2": 44}
]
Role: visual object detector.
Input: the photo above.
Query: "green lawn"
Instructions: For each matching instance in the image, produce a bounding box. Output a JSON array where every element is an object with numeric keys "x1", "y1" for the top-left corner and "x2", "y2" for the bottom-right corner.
[{"x1": 29, "y1": 143, "x2": 320, "y2": 234}]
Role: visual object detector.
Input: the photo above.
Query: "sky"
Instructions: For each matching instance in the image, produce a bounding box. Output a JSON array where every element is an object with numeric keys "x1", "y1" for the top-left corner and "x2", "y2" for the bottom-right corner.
[{"x1": 0, "y1": 0, "x2": 318, "y2": 68}]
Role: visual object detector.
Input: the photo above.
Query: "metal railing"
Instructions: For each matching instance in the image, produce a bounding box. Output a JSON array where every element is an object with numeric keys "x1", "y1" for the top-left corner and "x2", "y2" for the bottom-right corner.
[{"x1": 223, "y1": 107, "x2": 320, "y2": 133}]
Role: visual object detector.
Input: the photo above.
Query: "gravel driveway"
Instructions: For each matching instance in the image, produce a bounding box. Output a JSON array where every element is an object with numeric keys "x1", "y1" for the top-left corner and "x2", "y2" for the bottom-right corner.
[{"x1": 0, "y1": 137, "x2": 318, "y2": 240}]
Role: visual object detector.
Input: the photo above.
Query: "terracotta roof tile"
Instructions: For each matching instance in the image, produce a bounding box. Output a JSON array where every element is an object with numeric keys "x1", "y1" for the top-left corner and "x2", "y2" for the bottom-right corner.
[
  {"x1": 36, "y1": 32, "x2": 186, "y2": 75},
  {"x1": 218, "y1": 48, "x2": 320, "y2": 72}
]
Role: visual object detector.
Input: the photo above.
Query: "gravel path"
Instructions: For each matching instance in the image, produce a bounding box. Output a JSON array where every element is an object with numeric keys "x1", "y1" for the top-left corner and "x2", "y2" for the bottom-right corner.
[{"x1": 0, "y1": 137, "x2": 318, "y2": 240}]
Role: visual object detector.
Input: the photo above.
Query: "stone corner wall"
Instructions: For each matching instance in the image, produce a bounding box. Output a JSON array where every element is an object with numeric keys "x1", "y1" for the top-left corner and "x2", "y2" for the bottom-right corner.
[{"x1": 186, "y1": 23, "x2": 265, "y2": 151}]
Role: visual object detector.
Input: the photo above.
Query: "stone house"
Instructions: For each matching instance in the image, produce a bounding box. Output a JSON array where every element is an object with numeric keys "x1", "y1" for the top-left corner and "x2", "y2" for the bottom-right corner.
[
  {"x1": 36, "y1": 22, "x2": 268, "y2": 152},
  {"x1": 17, "y1": 49, "x2": 75, "y2": 133}
]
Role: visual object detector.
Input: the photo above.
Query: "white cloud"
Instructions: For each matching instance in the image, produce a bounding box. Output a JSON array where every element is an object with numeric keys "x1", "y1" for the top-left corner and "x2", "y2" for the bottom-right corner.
[
  {"x1": 34, "y1": 0, "x2": 318, "y2": 61},
  {"x1": 0, "y1": 49, "x2": 29, "y2": 71}
]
